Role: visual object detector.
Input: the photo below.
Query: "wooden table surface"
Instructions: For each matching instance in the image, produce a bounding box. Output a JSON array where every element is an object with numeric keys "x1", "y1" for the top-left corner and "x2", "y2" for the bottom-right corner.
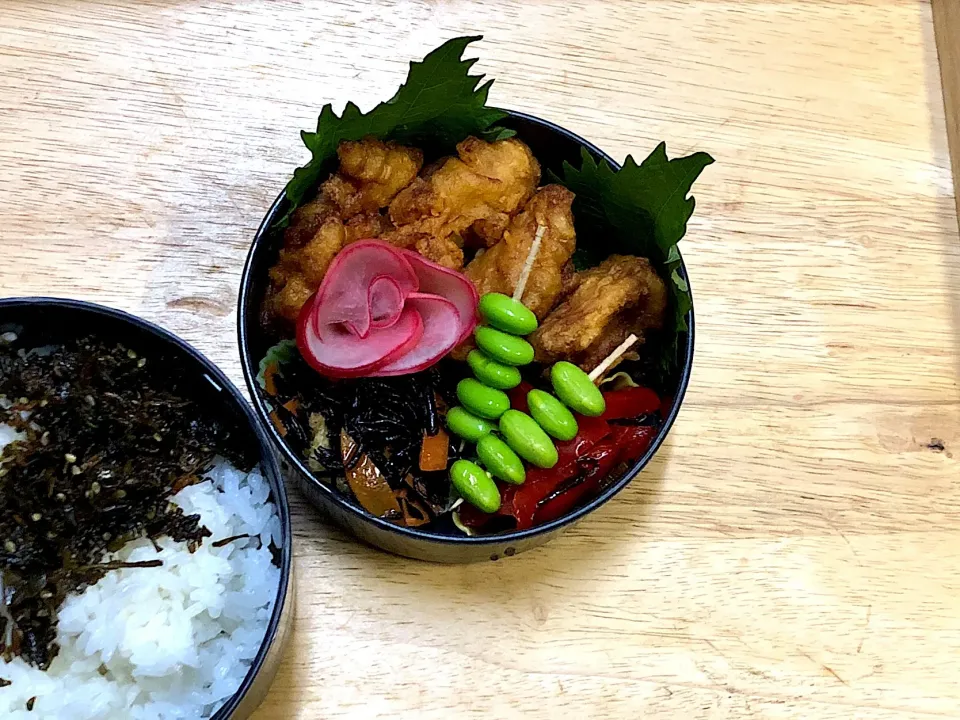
[{"x1": 3, "y1": 2, "x2": 960, "y2": 718}]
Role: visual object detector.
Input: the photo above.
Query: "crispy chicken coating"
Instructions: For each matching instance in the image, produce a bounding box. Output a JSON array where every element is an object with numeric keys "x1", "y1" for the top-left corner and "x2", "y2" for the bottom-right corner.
[
  {"x1": 345, "y1": 211, "x2": 393, "y2": 244},
  {"x1": 529, "y1": 254, "x2": 668, "y2": 369},
  {"x1": 324, "y1": 139, "x2": 424, "y2": 217},
  {"x1": 283, "y1": 194, "x2": 338, "y2": 248},
  {"x1": 266, "y1": 275, "x2": 314, "y2": 327},
  {"x1": 288, "y1": 138, "x2": 422, "y2": 230},
  {"x1": 385, "y1": 137, "x2": 540, "y2": 248},
  {"x1": 342, "y1": 138, "x2": 423, "y2": 209},
  {"x1": 294, "y1": 218, "x2": 347, "y2": 287},
  {"x1": 318, "y1": 174, "x2": 364, "y2": 218},
  {"x1": 266, "y1": 139, "x2": 421, "y2": 324},
  {"x1": 414, "y1": 235, "x2": 464, "y2": 270},
  {"x1": 267, "y1": 217, "x2": 347, "y2": 323},
  {"x1": 467, "y1": 212, "x2": 511, "y2": 247},
  {"x1": 574, "y1": 315, "x2": 644, "y2": 374},
  {"x1": 464, "y1": 184, "x2": 577, "y2": 319}
]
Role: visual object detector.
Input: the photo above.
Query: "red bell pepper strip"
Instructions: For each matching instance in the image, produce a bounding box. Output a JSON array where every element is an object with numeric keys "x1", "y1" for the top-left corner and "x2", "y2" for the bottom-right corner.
[
  {"x1": 532, "y1": 443, "x2": 622, "y2": 525},
  {"x1": 507, "y1": 381, "x2": 533, "y2": 414},
  {"x1": 531, "y1": 425, "x2": 656, "y2": 526},
  {"x1": 610, "y1": 424, "x2": 657, "y2": 462},
  {"x1": 456, "y1": 498, "x2": 497, "y2": 528},
  {"x1": 498, "y1": 415, "x2": 612, "y2": 530},
  {"x1": 600, "y1": 387, "x2": 660, "y2": 421},
  {"x1": 526, "y1": 425, "x2": 657, "y2": 526},
  {"x1": 554, "y1": 414, "x2": 612, "y2": 467},
  {"x1": 454, "y1": 387, "x2": 660, "y2": 532}
]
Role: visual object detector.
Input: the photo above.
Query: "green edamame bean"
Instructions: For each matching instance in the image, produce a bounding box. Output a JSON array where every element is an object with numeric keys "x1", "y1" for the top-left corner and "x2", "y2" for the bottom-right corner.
[
  {"x1": 457, "y1": 378, "x2": 510, "y2": 420},
  {"x1": 467, "y1": 350, "x2": 522, "y2": 390},
  {"x1": 527, "y1": 389, "x2": 579, "y2": 441},
  {"x1": 478, "y1": 293, "x2": 538, "y2": 336},
  {"x1": 477, "y1": 434, "x2": 526, "y2": 485},
  {"x1": 551, "y1": 361, "x2": 606, "y2": 417},
  {"x1": 450, "y1": 459, "x2": 501, "y2": 513},
  {"x1": 499, "y1": 409, "x2": 558, "y2": 469},
  {"x1": 446, "y1": 406, "x2": 495, "y2": 442},
  {"x1": 474, "y1": 326, "x2": 534, "y2": 367}
]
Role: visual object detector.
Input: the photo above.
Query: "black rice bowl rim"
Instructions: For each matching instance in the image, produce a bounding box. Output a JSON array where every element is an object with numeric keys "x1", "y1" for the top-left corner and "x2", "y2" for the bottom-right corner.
[
  {"x1": 238, "y1": 109, "x2": 695, "y2": 548},
  {"x1": 0, "y1": 297, "x2": 292, "y2": 719}
]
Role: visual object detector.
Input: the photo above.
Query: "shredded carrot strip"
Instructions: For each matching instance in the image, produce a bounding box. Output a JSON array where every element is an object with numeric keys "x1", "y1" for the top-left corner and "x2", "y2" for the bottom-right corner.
[
  {"x1": 268, "y1": 410, "x2": 287, "y2": 437},
  {"x1": 419, "y1": 428, "x2": 450, "y2": 472},
  {"x1": 263, "y1": 364, "x2": 279, "y2": 396}
]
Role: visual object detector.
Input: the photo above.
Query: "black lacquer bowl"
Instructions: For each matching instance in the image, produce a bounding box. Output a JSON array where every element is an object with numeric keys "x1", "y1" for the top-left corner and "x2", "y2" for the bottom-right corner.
[
  {"x1": 238, "y1": 111, "x2": 694, "y2": 563},
  {"x1": 0, "y1": 298, "x2": 293, "y2": 720}
]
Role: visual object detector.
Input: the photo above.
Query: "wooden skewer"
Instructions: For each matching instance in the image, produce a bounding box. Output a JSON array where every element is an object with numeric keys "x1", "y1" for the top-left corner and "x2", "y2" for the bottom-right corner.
[
  {"x1": 512, "y1": 224, "x2": 545, "y2": 303},
  {"x1": 588, "y1": 334, "x2": 639, "y2": 383}
]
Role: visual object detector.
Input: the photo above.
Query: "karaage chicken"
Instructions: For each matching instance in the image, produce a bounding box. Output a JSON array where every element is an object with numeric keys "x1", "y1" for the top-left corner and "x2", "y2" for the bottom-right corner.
[
  {"x1": 413, "y1": 235, "x2": 464, "y2": 270},
  {"x1": 265, "y1": 139, "x2": 421, "y2": 323},
  {"x1": 266, "y1": 216, "x2": 346, "y2": 323},
  {"x1": 329, "y1": 138, "x2": 424, "y2": 217},
  {"x1": 464, "y1": 184, "x2": 577, "y2": 318},
  {"x1": 384, "y1": 137, "x2": 540, "y2": 253},
  {"x1": 529, "y1": 254, "x2": 668, "y2": 370}
]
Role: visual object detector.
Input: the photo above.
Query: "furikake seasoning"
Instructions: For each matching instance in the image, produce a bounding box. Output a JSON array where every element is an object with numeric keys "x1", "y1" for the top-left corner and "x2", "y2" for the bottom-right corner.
[{"x1": 0, "y1": 334, "x2": 251, "y2": 669}]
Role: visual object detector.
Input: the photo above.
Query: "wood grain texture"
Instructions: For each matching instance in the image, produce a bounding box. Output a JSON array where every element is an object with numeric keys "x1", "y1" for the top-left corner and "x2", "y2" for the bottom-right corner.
[
  {"x1": 2, "y1": 1, "x2": 959, "y2": 718},
  {"x1": 933, "y1": 0, "x2": 960, "y2": 224}
]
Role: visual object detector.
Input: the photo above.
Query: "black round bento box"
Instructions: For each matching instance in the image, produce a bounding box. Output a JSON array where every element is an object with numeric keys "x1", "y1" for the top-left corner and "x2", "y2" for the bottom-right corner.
[
  {"x1": 238, "y1": 111, "x2": 695, "y2": 563},
  {"x1": 0, "y1": 298, "x2": 293, "y2": 719}
]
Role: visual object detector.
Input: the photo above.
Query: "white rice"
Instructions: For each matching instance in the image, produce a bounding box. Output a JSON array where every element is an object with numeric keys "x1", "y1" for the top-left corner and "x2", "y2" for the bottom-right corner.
[
  {"x1": 0, "y1": 432, "x2": 282, "y2": 720},
  {"x1": 0, "y1": 423, "x2": 23, "y2": 448}
]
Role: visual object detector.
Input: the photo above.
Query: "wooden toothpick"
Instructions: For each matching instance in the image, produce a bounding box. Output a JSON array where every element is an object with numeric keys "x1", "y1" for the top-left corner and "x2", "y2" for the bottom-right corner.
[
  {"x1": 512, "y1": 224, "x2": 545, "y2": 303},
  {"x1": 588, "y1": 334, "x2": 639, "y2": 383}
]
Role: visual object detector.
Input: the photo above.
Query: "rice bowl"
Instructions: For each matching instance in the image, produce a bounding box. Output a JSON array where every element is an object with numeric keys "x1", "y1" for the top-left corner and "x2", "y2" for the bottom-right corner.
[
  {"x1": 0, "y1": 298, "x2": 292, "y2": 720},
  {"x1": 0, "y1": 458, "x2": 280, "y2": 720}
]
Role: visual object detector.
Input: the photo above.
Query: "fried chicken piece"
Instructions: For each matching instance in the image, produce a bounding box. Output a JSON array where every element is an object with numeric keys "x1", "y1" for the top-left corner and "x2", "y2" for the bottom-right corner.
[
  {"x1": 266, "y1": 275, "x2": 314, "y2": 326},
  {"x1": 265, "y1": 139, "x2": 421, "y2": 324},
  {"x1": 529, "y1": 254, "x2": 668, "y2": 369},
  {"x1": 414, "y1": 235, "x2": 464, "y2": 270},
  {"x1": 317, "y1": 174, "x2": 363, "y2": 218},
  {"x1": 575, "y1": 315, "x2": 644, "y2": 374},
  {"x1": 266, "y1": 217, "x2": 346, "y2": 324},
  {"x1": 385, "y1": 137, "x2": 540, "y2": 248},
  {"x1": 344, "y1": 211, "x2": 392, "y2": 244},
  {"x1": 295, "y1": 218, "x2": 347, "y2": 286},
  {"x1": 318, "y1": 139, "x2": 423, "y2": 218},
  {"x1": 464, "y1": 184, "x2": 577, "y2": 319},
  {"x1": 467, "y1": 213, "x2": 511, "y2": 247},
  {"x1": 284, "y1": 138, "x2": 418, "y2": 241},
  {"x1": 340, "y1": 138, "x2": 423, "y2": 210},
  {"x1": 284, "y1": 194, "x2": 338, "y2": 248}
]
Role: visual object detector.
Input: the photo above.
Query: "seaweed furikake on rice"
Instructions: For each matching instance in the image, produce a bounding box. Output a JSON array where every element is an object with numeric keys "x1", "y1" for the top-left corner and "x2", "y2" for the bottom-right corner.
[{"x1": 0, "y1": 332, "x2": 281, "y2": 720}]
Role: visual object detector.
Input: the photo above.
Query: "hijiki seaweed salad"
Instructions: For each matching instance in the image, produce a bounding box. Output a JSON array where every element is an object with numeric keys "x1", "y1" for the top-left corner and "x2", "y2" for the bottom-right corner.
[
  {"x1": 257, "y1": 36, "x2": 712, "y2": 536},
  {"x1": 0, "y1": 330, "x2": 282, "y2": 718}
]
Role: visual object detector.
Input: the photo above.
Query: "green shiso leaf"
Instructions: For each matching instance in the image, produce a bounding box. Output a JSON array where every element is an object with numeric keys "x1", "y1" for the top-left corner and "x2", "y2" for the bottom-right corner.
[
  {"x1": 256, "y1": 339, "x2": 298, "y2": 389},
  {"x1": 552, "y1": 144, "x2": 713, "y2": 373},
  {"x1": 282, "y1": 36, "x2": 515, "y2": 222},
  {"x1": 272, "y1": 36, "x2": 713, "y2": 382}
]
